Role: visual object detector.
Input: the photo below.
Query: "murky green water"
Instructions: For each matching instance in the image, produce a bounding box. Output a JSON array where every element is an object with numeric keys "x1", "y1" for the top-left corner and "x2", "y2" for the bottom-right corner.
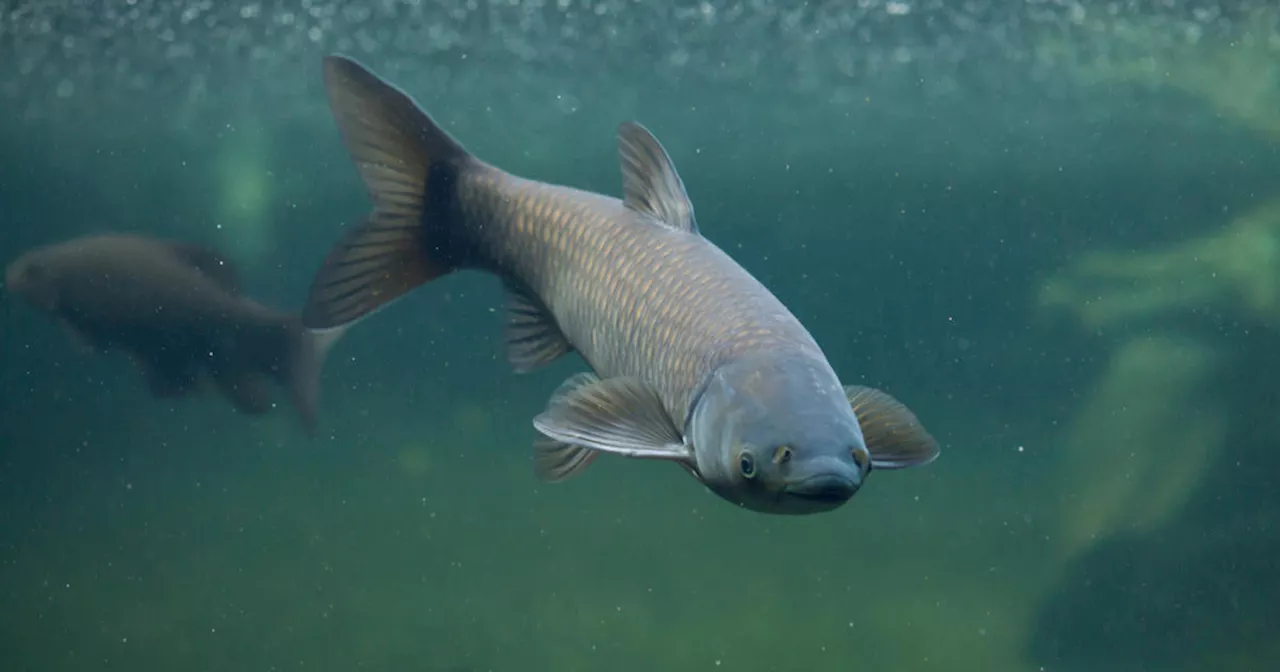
[{"x1": 2, "y1": 2, "x2": 1278, "y2": 671}]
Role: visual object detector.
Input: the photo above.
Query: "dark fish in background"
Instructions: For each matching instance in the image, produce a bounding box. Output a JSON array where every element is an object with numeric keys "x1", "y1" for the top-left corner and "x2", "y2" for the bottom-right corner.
[
  {"x1": 303, "y1": 55, "x2": 939, "y2": 515},
  {"x1": 4, "y1": 233, "x2": 341, "y2": 433}
]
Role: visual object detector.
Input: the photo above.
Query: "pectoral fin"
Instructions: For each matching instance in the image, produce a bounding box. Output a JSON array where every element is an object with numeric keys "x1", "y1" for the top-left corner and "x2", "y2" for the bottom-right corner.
[
  {"x1": 531, "y1": 373, "x2": 603, "y2": 482},
  {"x1": 532, "y1": 374, "x2": 691, "y2": 479},
  {"x1": 532, "y1": 434, "x2": 603, "y2": 483},
  {"x1": 845, "y1": 385, "x2": 940, "y2": 469}
]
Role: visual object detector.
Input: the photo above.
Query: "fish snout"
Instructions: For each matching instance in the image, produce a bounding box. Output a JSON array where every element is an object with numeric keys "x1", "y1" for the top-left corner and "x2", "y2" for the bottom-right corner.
[
  {"x1": 3, "y1": 261, "x2": 25, "y2": 294},
  {"x1": 783, "y1": 458, "x2": 862, "y2": 504},
  {"x1": 4, "y1": 258, "x2": 57, "y2": 310}
]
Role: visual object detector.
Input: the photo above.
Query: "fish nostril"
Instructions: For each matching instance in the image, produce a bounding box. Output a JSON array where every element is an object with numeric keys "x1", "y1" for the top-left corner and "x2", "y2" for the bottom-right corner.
[{"x1": 851, "y1": 446, "x2": 870, "y2": 472}]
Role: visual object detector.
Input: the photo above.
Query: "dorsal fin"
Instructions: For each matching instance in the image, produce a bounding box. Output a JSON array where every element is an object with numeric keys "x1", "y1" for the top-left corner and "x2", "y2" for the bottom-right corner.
[
  {"x1": 167, "y1": 242, "x2": 241, "y2": 293},
  {"x1": 617, "y1": 121, "x2": 699, "y2": 235}
]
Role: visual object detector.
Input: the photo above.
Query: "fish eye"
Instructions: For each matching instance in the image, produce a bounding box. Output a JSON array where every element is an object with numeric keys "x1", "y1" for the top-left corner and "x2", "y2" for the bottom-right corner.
[
  {"x1": 773, "y1": 445, "x2": 793, "y2": 465},
  {"x1": 738, "y1": 451, "x2": 757, "y2": 478},
  {"x1": 851, "y1": 446, "x2": 870, "y2": 472}
]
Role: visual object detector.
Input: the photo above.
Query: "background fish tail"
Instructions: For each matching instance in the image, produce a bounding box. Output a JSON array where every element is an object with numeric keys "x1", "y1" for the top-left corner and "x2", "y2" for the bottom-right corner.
[
  {"x1": 217, "y1": 316, "x2": 344, "y2": 435},
  {"x1": 302, "y1": 54, "x2": 481, "y2": 331},
  {"x1": 280, "y1": 321, "x2": 345, "y2": 435}
]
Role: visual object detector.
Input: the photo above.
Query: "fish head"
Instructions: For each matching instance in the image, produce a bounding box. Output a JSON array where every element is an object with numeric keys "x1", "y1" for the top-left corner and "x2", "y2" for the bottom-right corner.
[
  {"x1": 4, "y1": 249, "x2": 62, "y2": 312},
  {"x1": 689, "y1": 352, "x2": 869, "y2": 515}
]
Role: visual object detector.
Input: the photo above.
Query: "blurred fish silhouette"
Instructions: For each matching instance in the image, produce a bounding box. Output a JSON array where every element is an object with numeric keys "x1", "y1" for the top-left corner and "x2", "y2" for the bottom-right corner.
[{"x1": 4, "y1": 233, "x2": 341, "y2": 433}]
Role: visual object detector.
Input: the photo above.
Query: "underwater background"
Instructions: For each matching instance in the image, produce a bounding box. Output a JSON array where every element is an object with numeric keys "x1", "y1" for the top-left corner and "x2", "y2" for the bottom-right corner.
[{"x1": 2, "y1": 1, "x2": 1279, "y2": 670}]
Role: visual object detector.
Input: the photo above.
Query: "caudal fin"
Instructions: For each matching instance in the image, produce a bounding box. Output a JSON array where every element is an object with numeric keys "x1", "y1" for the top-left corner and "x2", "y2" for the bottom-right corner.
[
  {"x1": 281, "y1": 323, "x2": 348, "y2": 435},
  {"x1": 303, "y1": 54, "x2": 475, "y2": 330}
]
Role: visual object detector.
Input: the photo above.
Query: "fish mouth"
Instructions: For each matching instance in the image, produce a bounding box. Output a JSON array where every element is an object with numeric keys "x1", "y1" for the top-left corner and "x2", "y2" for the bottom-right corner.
[{"x1": 784, "y1": 473, "x2": 859, "y2": 503}]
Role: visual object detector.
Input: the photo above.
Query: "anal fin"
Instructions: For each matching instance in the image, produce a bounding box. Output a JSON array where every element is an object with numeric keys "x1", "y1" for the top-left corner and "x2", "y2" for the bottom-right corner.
[
  {"x1": 504, "y1": 279, "x2": 572, "y2": 373},
  {"x1": 845, "y1": 385, "x2": 940, "y2": 469}
]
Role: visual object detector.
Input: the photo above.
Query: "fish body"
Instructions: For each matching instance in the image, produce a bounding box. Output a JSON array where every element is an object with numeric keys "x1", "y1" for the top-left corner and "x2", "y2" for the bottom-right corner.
[
  {"x1": 305, "y1": 55, "x2": 939, "y2": 514},
  {"x1": 5, "y1": 233, "x2": 335, "y2": 432},
  {"x1": 458, "y1": 169, "x2": 825, "y2": 424}
]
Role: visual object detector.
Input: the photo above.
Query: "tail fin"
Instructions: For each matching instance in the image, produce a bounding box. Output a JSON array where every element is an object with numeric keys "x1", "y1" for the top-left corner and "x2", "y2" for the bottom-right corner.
[
  {"x1": 303, "y1": 54, "x2": 475, "y2": 330},
  {"x1": 281, "y1": 323, "x2": 348, "y2": 435},
  {"x1": 212, "y1": 312, "x2": 344, "y2": 435}
]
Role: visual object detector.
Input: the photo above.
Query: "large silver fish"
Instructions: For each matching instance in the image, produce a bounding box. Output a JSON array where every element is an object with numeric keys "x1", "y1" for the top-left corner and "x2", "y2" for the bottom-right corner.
[{"x1": 304, "y1": 55, "x2": 940, "y2": 515}]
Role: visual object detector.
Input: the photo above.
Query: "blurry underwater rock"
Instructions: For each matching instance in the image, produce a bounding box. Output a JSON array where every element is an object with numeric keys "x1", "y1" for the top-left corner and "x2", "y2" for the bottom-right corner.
[
  {"x1": 1027, "y1": 14, "x2": 1280, "y2": 662},
  {"x1": 1035, "y1": 4, "x2": 1280, "y2": 140},
  {"x1": 1032, "y1": 200, "x2": 1280, "y2": 565},
  {"x1": 1049, "y1": 335, "x2": 1224, "y2": 562},
  {"x1": 1039, "y1": 199, "x2": 1280, "y2": 333},
  {"x1": 1028, "y1": 210, "x2": 1280, "y2": 670},
  {"x1": 1035, "y1": 2, "x2": 1280, "y2": 336}
]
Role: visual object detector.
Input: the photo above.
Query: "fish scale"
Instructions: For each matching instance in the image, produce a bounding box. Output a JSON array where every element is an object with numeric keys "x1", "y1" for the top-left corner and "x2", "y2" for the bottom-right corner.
[{"x1": 457, "y1": 171, "x2": 825, "y2": 427}]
